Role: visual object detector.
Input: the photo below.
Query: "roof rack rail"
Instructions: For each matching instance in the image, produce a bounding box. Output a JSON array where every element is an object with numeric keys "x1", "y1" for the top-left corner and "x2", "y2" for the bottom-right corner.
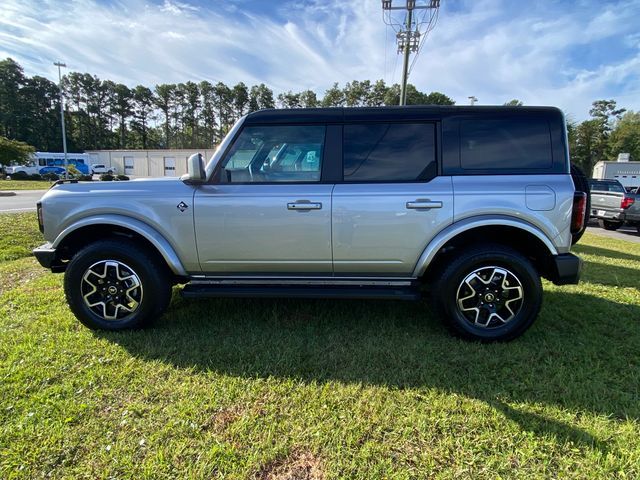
[{"x1": 51, "y1": 179, "x2": 79, "y2": 188}]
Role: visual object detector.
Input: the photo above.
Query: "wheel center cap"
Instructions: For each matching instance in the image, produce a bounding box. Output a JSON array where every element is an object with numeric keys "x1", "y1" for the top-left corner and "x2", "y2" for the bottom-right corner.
[
  {"x1": 484, "y1": 293, "x2": 495, "y2": 302},
  {"x1": 108, "y1": 286, "x2": 118, "y2": 295}
]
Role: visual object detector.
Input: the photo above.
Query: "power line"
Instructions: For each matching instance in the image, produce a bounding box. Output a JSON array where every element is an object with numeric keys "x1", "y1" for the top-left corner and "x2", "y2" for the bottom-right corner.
[{"x1": 381, "y1": 0, "x2": 441, "y2": 105}]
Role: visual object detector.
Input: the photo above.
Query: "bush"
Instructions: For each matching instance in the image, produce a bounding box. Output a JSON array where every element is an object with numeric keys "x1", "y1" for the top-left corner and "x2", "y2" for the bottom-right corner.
[
  {"x1": 78, "y1": 174, "x2": 93, "y2": 181},
  {"x1": 42, "y1": 173, "x2": 60, "y2": 181},
  {"x1": 100, "y1": 174, "x2": 114, "y2": 181},
  {"x1": 10, "y1": 171, "x2": 29, "y2": 180},
  {"x1": 30, "y1": 173, "x2": 42, "y2": 181},
  {"x1": 116, "y1": 174, "x2": 130, "y2": 181}
]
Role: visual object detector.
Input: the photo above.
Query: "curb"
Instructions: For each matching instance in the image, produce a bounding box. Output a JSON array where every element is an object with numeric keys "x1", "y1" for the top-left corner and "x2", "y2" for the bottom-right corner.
[{"x1": 0, "y1": 191, "x2": 16, "y2": 197}]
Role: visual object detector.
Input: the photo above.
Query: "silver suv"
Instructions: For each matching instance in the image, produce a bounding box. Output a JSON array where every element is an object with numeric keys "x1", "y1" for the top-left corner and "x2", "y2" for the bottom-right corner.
[{"x1": 34, "y1": 106, "x2": 587, "y2": 341}]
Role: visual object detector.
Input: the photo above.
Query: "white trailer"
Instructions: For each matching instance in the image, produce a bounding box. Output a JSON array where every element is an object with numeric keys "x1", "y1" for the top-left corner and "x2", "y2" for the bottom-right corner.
[{"x1": 592, "y1": 161, "x2": 640, "y2": 190}]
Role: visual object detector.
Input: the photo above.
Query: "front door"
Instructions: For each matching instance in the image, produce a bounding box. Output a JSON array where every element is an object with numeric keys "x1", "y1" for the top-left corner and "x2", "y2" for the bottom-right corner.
[{"x1": 194, "y1": 124, "x2": 333, "y2": 274}]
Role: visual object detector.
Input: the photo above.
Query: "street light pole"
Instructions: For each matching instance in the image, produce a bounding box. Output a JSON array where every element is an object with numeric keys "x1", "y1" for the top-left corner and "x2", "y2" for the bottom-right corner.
[{"x1": 53, "y1": 62, "x2": 68, "y2": 180}]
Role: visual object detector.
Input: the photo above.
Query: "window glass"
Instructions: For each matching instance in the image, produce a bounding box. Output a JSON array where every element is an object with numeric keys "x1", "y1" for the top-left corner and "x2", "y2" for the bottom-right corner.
[
  {"x1": 221, "y1": 125, "x2": 325, "y2": 183},
  {"x1": 343, "y1": 123, "x2": 436, "y2": 182},
  {"x1": 590, "y1": 181, "x2": 625, "y2": 193},
  {"x1": 460, "y1": 117, "x2": 552, "y2": 170}
]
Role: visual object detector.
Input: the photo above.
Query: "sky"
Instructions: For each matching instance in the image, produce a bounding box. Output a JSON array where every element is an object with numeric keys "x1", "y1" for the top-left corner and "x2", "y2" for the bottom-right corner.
[{"x1": 1, "y1": 0, "x2": 639, "y2": 120}]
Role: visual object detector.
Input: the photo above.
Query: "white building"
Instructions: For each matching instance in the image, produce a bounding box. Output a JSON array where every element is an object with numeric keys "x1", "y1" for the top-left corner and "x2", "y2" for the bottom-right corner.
[{"x1": 85, "y1": 149, "x2": 218, "y2": 178}]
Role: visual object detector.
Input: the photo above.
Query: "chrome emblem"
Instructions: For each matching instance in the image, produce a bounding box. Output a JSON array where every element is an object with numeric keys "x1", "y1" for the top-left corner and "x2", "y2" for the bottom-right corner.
[{"x1": 177, "y1": 201, "x2": 189, "y2": 212}]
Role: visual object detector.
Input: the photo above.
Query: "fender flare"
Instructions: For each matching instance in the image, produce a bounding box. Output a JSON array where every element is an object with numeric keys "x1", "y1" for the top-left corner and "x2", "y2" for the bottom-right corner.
[
  {"x1": 412, "y1": 215, "x2": 558, "y2": 277},
  {"x1": 52, "y1": 214, "x2": 188, "y2": 276}
]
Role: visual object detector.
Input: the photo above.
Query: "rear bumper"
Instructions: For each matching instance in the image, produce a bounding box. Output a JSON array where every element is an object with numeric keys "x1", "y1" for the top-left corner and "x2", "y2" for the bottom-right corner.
[
  {"x1": 549, "y1": 253, "x2": 582, "y2": 285},
  {"x1": 591, "y1": 208, "x2": 624, "y2": 221},
  {"x1": 33, "y1": 243, "x2": 66, "y2": 272}
]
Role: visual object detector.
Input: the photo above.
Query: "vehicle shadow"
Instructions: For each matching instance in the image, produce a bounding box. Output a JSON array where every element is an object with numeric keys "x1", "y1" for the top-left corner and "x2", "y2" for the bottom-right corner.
[
  {"x1": 97, "y1": 289, "x2": 640, "y2": 453},
  {"x1": 574, "y1": 243, "x2": 640, "y2": 263}
]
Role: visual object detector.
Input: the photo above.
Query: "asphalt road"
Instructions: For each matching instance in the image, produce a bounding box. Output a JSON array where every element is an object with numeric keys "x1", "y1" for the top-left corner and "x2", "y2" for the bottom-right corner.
[
  {"x1": 0, "y1": 190, "x2": 44, "y2": 213},
  {"x1": 586, "y1": 222, "x2": 640, "y2": 243}
]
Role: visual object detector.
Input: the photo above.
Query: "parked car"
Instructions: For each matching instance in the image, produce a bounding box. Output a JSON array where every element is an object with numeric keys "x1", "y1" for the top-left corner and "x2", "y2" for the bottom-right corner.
[
  {"x1": 91, "y1": 164, "x2": 116, "y2": 175},
  {"x1": 33, "y1": 106, "x2": 586, "y2": 341},
  {"x1": 589, "y1": 179, "x2": 637, "y2": 230}
]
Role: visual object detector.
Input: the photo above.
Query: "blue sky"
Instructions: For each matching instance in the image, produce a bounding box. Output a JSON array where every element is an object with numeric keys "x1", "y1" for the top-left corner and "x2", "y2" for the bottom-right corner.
[{"x1": 1, "y1": 0, "x2": 639, "y2": 120}]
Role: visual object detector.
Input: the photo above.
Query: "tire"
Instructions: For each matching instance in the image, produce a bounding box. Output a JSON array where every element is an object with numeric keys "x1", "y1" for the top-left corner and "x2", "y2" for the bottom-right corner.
[
  {"x1": 431, "y1": 244, "x2": 542, "y2": 342},
  {"x1": 64, "y1": 239, "x2": 172, "y2": 330},
  {"x1": 570, "y1": 164, "x2": 590, "y2": 244},
  {"x1": 600, "y1": 219, "x2": 622, "y2": 231}
]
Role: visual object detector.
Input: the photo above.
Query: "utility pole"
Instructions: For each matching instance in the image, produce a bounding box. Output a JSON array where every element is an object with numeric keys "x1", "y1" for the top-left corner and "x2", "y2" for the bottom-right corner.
[
  {"x1": 382, "y1": 0, "x2": 440, "y2": 106},
  {"x1": 53, "y1": 61, "x2": 68, "y2": 180},
  {"x1": 399, "y1": 8, "x2": 413, "y2": 106},
  {"x1": 468, "y1": 96, "x2": 478, "y2": 106}
]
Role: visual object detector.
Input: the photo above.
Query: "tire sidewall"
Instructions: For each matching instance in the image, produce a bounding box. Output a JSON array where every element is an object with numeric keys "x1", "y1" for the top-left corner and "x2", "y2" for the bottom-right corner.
[
  {"x1": 438, "y1": 249, "x2": 542, "y2": 341},
  {"x1": 65, "y1": 242, "x2": 166, "y2": 330}
]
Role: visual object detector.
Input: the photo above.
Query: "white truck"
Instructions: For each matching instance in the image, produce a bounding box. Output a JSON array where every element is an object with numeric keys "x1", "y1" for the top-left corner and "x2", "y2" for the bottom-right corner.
[{"x1": 592, "y1": 161, "x2": 640, "y2": 191}]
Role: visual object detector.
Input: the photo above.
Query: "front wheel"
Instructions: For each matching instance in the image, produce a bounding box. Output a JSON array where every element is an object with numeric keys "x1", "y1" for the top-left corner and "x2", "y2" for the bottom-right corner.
[
  {"x1": 432, "y1": 244, "x2": 542, "y2": 342},
  {"x1": 600, "y1": 219, "x2": 622, "y2": 231},
  {"x1": 64, "y1": 240, "x2": 172, "y2": 330}
]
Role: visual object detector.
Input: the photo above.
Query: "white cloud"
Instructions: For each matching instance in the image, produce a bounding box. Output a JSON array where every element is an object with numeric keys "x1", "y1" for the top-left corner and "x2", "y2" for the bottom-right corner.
[{"x1": 0, "y1": 0, "x2": 638, "y2": 119}]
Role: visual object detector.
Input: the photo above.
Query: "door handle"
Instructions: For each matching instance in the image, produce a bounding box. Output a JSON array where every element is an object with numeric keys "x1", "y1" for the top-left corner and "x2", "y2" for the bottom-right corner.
[
  {"x1": 406, "y1": 199, "x2": 443, "y2": 210},
  {"x1": 287, "y1": 201, "x2": 322, "y2": 211}
]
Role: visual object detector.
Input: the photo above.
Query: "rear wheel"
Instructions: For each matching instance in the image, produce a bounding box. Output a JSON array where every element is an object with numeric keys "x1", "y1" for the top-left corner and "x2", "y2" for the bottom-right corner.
[
  {"x1": 64, "y1": 239, "x2": 172, "y2": 330},
  {"x1": 600, "y1": 219, "x2": 622, "y2": 231},
  {"x1": 432, "y1": 244, "x2": 542, "y2": 342}
]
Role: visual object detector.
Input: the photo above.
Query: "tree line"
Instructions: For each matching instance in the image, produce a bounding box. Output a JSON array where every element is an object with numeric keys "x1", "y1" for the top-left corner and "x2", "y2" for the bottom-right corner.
[
  {"x1": 1, "y1": 57, "x2": 638, "y2": 176},
  {"x1": 0, "y1": 58, "x2": 455, "y2": 154}
]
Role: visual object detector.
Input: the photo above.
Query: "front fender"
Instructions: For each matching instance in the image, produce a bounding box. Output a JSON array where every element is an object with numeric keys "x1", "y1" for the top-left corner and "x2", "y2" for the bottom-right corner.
[
  {"x1": 411, "y1": 215, "x2": 558, "y2": 277},
  {"x1": 52, "y1": 214, "x2": 188, "y2": 276}
]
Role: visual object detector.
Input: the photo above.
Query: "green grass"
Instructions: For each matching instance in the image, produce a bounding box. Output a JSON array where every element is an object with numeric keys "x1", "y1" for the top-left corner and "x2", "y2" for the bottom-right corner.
[
  {"x1": 0, "y1": 212, "x2": 43, "y2": 262},
  {"x1": 0, "y1": 214, "x2": 639, "y2": 478},
  {"x1": 0, "y1": 179, "x2": 52, "y2": 191}
]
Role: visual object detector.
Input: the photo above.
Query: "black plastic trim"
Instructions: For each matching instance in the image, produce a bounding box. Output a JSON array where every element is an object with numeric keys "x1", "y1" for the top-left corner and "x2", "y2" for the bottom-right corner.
[
  {"x1": 181, "y1": 284, "x2": 421, "y2": 300},
  {"x1": 548, "y1": 253, "x2": 582, "y2": 285}
]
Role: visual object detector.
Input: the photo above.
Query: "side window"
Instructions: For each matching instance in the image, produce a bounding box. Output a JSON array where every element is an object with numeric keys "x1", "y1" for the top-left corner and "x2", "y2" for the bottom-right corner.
[
  {"x1": 220, "y1": 125, "x2": 325, "y2": 183},
  {"x1": 460, "y1": 117, "x2": 552, "y2": 170},
  {"x1": 343, "y1": 123, "x2": 436, "y2": 182}
]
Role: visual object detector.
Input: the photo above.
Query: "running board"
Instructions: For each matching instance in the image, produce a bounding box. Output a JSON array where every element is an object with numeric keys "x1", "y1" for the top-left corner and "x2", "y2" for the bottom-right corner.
[{"x1": 181, "y1": 284, "x2": 421, "y2": 301}]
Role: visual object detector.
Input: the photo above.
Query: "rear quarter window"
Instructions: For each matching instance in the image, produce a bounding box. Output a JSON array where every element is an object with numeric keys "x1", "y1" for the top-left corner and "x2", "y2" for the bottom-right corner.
[{"x1": 460, "y1": 117, "x2": 552, "y2": 170}]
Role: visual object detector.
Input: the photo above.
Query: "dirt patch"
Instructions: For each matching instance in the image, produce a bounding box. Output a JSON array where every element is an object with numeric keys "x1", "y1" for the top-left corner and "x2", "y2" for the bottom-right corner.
[
  {"x1": 255, "y1": 450, "x2": 324, "y2": 480},
  {"x1": 201, "y1": 404, "x2": 245, "y2": 432}
]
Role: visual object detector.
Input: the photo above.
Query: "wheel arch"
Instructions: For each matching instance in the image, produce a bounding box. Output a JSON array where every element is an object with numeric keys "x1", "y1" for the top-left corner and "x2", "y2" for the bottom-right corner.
[
  {"x1": 52, "y1": 214, "x2": 188, "y2": 277},
  {"x1": 414, "y1": 216, "x2": 558, "y2": 281}
]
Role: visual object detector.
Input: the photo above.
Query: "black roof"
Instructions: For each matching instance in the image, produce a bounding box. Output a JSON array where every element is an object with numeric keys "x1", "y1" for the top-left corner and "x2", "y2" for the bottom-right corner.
[{"x1": 244, "y1": 105, "x2": 563, "y2": 125}]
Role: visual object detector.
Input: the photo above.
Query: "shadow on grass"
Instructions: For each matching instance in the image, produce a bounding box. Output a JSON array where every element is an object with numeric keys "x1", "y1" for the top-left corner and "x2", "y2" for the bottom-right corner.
[
  {"x1": 580, "y1": 260, "x2": 640, "y2": 288},
  {"x1": 574, "y1": 243, "x2": 640, "y2": 263},
  {"x1": 98, "y1": 290, "x2": 640, "y2": 452}
]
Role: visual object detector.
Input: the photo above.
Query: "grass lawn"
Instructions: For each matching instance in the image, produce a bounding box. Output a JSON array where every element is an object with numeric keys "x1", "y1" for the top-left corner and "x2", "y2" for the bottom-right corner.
[
  {"x1": 0, "y1": 213, "x2": 639, "y2": 478},
  {"x1": 0, "y1": 180, "x2": 53, "y2": 191}
]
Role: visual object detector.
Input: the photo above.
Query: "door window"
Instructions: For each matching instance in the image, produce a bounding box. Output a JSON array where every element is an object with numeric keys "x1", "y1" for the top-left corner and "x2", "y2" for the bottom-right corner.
[
  {"x1": 220, "y1": 125, "x2": 325, "y2": 183},
  {"x1": 343, "y1": 123, "x2": 437, "y2": 182}
]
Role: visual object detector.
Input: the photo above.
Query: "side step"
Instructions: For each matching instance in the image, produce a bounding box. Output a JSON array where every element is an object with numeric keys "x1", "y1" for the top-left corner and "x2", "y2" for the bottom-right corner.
[{"x1": 181, "y1": 284, "x2": 421, "y2": 301}]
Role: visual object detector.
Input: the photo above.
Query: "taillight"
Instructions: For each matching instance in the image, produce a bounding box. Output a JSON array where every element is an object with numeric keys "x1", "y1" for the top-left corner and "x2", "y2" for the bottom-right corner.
[
  {"x1": 571, "y1": 192, "x2": 587, "y2": 234},
  {"x1": 37, "y1": 202, "x2": 44, "y2": 233},
  {"x1": 621, "y1": 197, "x2": 635, "y2": 209}
]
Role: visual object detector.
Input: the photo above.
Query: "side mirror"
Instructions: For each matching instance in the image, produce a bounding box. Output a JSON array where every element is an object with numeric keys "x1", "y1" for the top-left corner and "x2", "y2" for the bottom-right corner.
[{"x1": 181, "y1": 153, "x2": 206, "y2": 184}]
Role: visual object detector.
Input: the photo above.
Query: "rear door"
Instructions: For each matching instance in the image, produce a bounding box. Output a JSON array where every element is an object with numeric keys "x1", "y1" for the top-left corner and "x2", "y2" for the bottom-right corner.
[{"x1": 332, "y1": 121, "x2": 454, "y2": 275}]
